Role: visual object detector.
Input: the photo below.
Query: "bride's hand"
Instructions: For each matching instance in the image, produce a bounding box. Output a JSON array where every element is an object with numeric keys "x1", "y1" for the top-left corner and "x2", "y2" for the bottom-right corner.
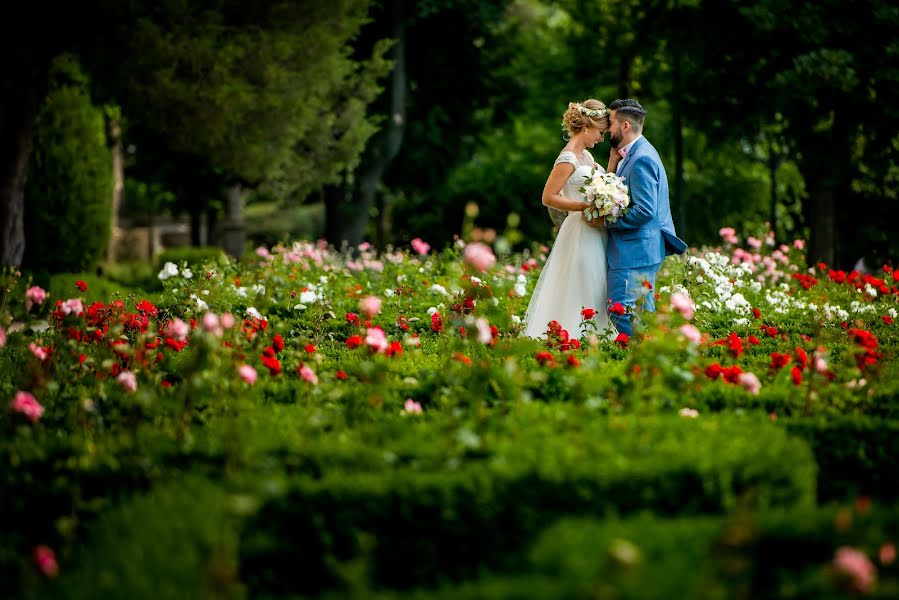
[{"x1": 608, "y1": 147, "x2": 620, "y2": 168}]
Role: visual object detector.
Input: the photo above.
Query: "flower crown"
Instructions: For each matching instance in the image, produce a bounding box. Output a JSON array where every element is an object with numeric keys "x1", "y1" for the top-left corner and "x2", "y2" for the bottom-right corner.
[{"x1": 576, "y1": 103, "x2": 609, "y2": 118}]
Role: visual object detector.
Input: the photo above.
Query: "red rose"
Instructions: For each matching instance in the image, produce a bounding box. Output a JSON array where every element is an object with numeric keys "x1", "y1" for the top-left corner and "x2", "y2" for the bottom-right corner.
[
  {"x1": 609, "y1": 302, "x2": 627, "y2": 316},
  {"x1": 581, "y1": 308, "x2": 597, "y2": 320},
  {"x1": 273, "y1": 334, "x2": 285, "y2": 353},
  {"x1": 791, "y1": 366, "x2": 803, "y2": 385},
  {"x1": 75, "y1": 280, "x2": 87, "y2": 292},
  {"x1": 615, "y1": 333, "x2": 629, "y2": 347},
  {"x1": 304, "y1": 343, "x2": 316, "y2": 353},
  {"x1": 704, "y1": 363, "x2": 723, "y2": 379},
  {"x1": 346, "y1": 335, "x2": 363, "y2": 349},
  {"x1": 535, "y1": 351, "x2": 554, "y2": 366}
]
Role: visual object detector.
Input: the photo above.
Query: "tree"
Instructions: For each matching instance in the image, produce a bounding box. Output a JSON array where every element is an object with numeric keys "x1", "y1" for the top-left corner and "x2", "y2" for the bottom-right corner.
[
  {"x1": 324, "y1": 0, "x2": 510, "y2": 248},
  {"x1": 681, "y1": 0, "x2": 899, "y2": 265},
  {"x1": 24, "y1": 55, "x2": 112, "y2": 272},
  {"x1": 0, "y1": 0, "x2": 392, "y2": 265}
]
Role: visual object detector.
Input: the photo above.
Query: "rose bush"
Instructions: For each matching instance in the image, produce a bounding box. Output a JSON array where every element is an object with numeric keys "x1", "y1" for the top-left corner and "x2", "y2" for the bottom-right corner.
[{"x1": 1, "y1": 227, "x2": 897, "y2": 597}]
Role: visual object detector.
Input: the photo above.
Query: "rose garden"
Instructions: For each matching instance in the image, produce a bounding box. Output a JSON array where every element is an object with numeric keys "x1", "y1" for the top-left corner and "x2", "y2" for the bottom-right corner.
[{"x1": 1, "y1": 225, "x2": 896, "y2": 598}]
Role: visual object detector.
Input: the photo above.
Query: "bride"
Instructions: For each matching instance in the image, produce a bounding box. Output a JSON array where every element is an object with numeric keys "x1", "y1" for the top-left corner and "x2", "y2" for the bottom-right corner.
[{"x1": 522, "y1": 99, "x2": 619, "y2": 340}]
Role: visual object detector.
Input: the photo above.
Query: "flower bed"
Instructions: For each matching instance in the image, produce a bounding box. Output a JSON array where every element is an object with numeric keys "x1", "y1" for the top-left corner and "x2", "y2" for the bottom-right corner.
[{"x1": 1, "y1": 226, "x2": 897, "y2": 597}]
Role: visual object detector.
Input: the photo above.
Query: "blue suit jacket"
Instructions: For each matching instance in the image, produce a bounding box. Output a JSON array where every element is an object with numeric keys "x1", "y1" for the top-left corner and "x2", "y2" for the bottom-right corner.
[{"x1": 606, "y1": 137, "x2": 686, "y2": 270}]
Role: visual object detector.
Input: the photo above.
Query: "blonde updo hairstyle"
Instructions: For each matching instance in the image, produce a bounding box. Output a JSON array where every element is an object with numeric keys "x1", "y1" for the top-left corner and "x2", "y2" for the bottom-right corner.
[{"x1": 561, "y1": 99, "x2": 609, "y2": 140}]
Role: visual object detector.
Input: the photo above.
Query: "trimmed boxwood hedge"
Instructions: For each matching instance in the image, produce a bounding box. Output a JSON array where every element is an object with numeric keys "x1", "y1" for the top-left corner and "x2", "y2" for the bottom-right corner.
[
  {"x1": 784, "y1": 415, "x2": 899, "y2": 501},
  {"x1": 238, "y1": 410, "x2": 816, "y2": 595},
  {"x1": 349, "y1": 505, "x2": 899, "y2": 599}
]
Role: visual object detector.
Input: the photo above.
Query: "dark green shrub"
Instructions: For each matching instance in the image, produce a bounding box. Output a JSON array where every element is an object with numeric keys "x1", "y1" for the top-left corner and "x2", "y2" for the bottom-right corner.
[
  {"x1": 238, "y1": 411, "x2": 816, "y2": 595},
  {"x1": 356, "y1": 505, "x2": 899, "y2": 600},
  {"x1": 24, "y1": 55, "x2": 112, "y2": 273},
  {"x1": 36, "y1": 475, "x2": 237, "y2": 600},
  {"x1": 785, "y1": 415, "x2": 899, "y2": 501}
]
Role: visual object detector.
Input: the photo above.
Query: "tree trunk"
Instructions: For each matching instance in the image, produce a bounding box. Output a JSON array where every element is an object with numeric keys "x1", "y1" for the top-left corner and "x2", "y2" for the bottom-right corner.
[
  {"x1": 105, "y1": 112, "x2": 124, "y2": 262},
  {"x1": 323, "y1": 184, "x2": 351, "y2": 250},
  {"x1": 0, "y1": 79, "x2": 41, "y2": 267},
  {"x1": 190, "y1": 207, "x2": 202, "y2": 246},
  {"x1": 222, "y1": 183, "x2": 246, "y2": 257},
  {"x1": 768, "y1": 152, "x2": 778, "y2": 241},
  {"x1": 671, "y1": 11, "x2": 685, "y2": 235},
  {"x1": 327, "y1": 1, "x2": 406, "y2": 249},
  {"x1": 806, "y1": 183, "x2": 835, "y2": 267}
]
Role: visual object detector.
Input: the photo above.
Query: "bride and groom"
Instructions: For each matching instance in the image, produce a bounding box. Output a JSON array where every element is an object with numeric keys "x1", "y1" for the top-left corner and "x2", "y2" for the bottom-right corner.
[{"x1": 523, "y1": 98, "x2": 687, "y2": 340}]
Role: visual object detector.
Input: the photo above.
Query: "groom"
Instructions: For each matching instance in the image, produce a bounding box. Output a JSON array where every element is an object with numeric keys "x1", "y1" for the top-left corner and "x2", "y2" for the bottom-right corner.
[{"x1": 604, "y1": 99, "x2": 686, "y2": 336}]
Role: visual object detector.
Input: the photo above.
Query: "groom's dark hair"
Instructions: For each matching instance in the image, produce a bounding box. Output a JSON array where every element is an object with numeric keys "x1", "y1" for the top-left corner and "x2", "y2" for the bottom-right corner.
[{"x1": 610, "y1": 99, "x2": 646, "y2": 131}]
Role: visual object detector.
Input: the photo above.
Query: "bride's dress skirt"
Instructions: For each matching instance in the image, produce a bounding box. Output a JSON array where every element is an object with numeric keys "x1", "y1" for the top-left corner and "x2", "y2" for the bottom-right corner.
[{"x1": 523, "y1": 212, "x2": 611, "y2": 339}]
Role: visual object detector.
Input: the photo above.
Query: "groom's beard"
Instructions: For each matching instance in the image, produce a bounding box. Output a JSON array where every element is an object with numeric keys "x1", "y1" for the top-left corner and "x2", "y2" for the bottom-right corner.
[{"x1": 610, "y1": 132, "x2": 623, "y2": 149}]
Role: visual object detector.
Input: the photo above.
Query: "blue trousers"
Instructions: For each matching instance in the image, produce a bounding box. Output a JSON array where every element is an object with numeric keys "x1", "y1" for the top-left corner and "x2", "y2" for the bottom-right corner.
[{"x1": 607, "y1": 262, "x2": 662, "y2": 337}]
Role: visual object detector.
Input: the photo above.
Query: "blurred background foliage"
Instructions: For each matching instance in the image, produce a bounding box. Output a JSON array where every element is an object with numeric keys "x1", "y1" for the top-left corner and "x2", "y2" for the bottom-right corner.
[{"x1": 1, "y1": 0, "x2": 897, "y2": 272}]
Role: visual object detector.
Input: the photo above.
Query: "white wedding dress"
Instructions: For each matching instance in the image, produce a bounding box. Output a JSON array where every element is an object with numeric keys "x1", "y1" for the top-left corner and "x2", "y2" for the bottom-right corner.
[{"x1": 522, "y1": 150, "x2": 611, "y2": 340}]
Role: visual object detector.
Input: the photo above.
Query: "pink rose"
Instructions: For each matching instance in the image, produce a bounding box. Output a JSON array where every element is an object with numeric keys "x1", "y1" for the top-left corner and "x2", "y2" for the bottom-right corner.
[
  {"x1": 10, "y1": 391, "x2": 44, "y2": 423},
  {"x1": 26, "y1": 286, "x2": 47, "y2": 311},
  {"x1": 880, "y1": 542, "x2": 896, "y2": 565},
  {"x1": 670, "y1": 293, "x2": 695, "y2": 320},
  {"x1": 678, "y1": 324, "x2": 702, "y2": 345},
  {"x1": 299, "y1": 365, "x2": 318, "y2": 385},
  {"x1": 220, "y1": 313, "x2": 236, "y2": 329},
  {"x1": 61, "y1": 298, "x2": 83, "y2": 316},
  {"x1": 28, "y1": 343, "x2": 48, "y2": 362},
  {"x1": 365, "y1": 327, "x2": 388, "y2": 353},
  {"x1": 404, "y1": 399, "x2": 423, "y2": 414},
  {"x1": 117, "y1": 371, "x2": 138, "y2": 393},
  {"x1": 32, "y1": 545, "x2": 58, "y2": 578},
  {"x1": 202, "y1": 312, "x2": 222, "y2": 336},
  {"x1": 793, "y1": 239, "x2": 805, "y2": 250},
  {"x1": 737, "y1": 372, "x2": 761, "y2": 395},
  {"x1": 0, "y1": 326, "x2": 5, "y2": 347},
  {"x1": 359, "y1": 295, "x2": 382, "y2": 318},
  {"x1": 462, "y1": 242, "x2": 496, "y2": 272},
  {"x1": 255, "y1": 246, "x2": 271, "y2": 258},
  {"x1": 718, "y1": 227, "x2": 738, "y2": 244},
  {"x1": 238, "y1": 364, "x2": 257, "y2": 385},
  {"x1": 833, "y1": 547, "x2": 876, "y2": 594},
  {"x1": 166, "y1": 318, "x2": 190, "y2": 341},
  {"x1": 747, "y1": 236, "x2": 762, "y2": 249},
  {"x1": 410, "y1": 238, "x2": 431, "y2": 255}
]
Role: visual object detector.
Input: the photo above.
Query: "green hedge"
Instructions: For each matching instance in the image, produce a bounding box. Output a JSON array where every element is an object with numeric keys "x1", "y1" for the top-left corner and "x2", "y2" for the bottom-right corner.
[
  {"x1": 785, "y1": 415, "x2": 899, "y2": 502},
  {"x1": 24, "y1": 55, "x2": 112, "y2": 273},
  {"x1": 238, "y1": 410, "x2": 816, "y2": 596},
  {"x1": 353, "y1": 506, "x2": 899, "y2": 599},
  {"x1": 34, "y1": 475, "x2": 235, "y2": 600}
]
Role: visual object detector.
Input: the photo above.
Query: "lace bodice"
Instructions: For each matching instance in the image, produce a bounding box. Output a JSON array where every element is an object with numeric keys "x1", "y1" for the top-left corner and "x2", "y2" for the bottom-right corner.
[{"x1": 547, "y1": 150, "x2": 603, "y2": 227}]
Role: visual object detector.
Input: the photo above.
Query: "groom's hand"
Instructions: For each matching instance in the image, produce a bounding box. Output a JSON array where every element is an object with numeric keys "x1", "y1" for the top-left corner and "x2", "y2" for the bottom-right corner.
[{"x1": 582, "y1": 213, "x2": 605, "y2": 229}]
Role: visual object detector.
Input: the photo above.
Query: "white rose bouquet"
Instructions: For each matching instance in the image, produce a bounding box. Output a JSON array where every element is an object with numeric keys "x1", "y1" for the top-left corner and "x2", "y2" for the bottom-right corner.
[{"x1": 580, "y1": 168, "x2": 630, "y2": 223}]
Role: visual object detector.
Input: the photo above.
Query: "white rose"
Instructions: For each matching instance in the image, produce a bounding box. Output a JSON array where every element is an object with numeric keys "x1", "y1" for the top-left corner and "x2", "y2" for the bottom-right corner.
[{"x1": 158, "y1": 262, "x2": 179, "y2": 280}]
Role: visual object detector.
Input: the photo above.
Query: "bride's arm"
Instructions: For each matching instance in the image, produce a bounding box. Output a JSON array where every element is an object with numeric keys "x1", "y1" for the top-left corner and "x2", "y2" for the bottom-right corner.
[{"x1": 542, "y1": 164, "x2": 588, "y2": 211}]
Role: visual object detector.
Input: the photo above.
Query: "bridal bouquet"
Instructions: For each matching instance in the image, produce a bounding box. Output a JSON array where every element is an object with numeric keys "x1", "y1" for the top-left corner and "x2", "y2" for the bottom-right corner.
[{"x1": 581, "y1": 169, "x2": 630, "y2": 223}]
